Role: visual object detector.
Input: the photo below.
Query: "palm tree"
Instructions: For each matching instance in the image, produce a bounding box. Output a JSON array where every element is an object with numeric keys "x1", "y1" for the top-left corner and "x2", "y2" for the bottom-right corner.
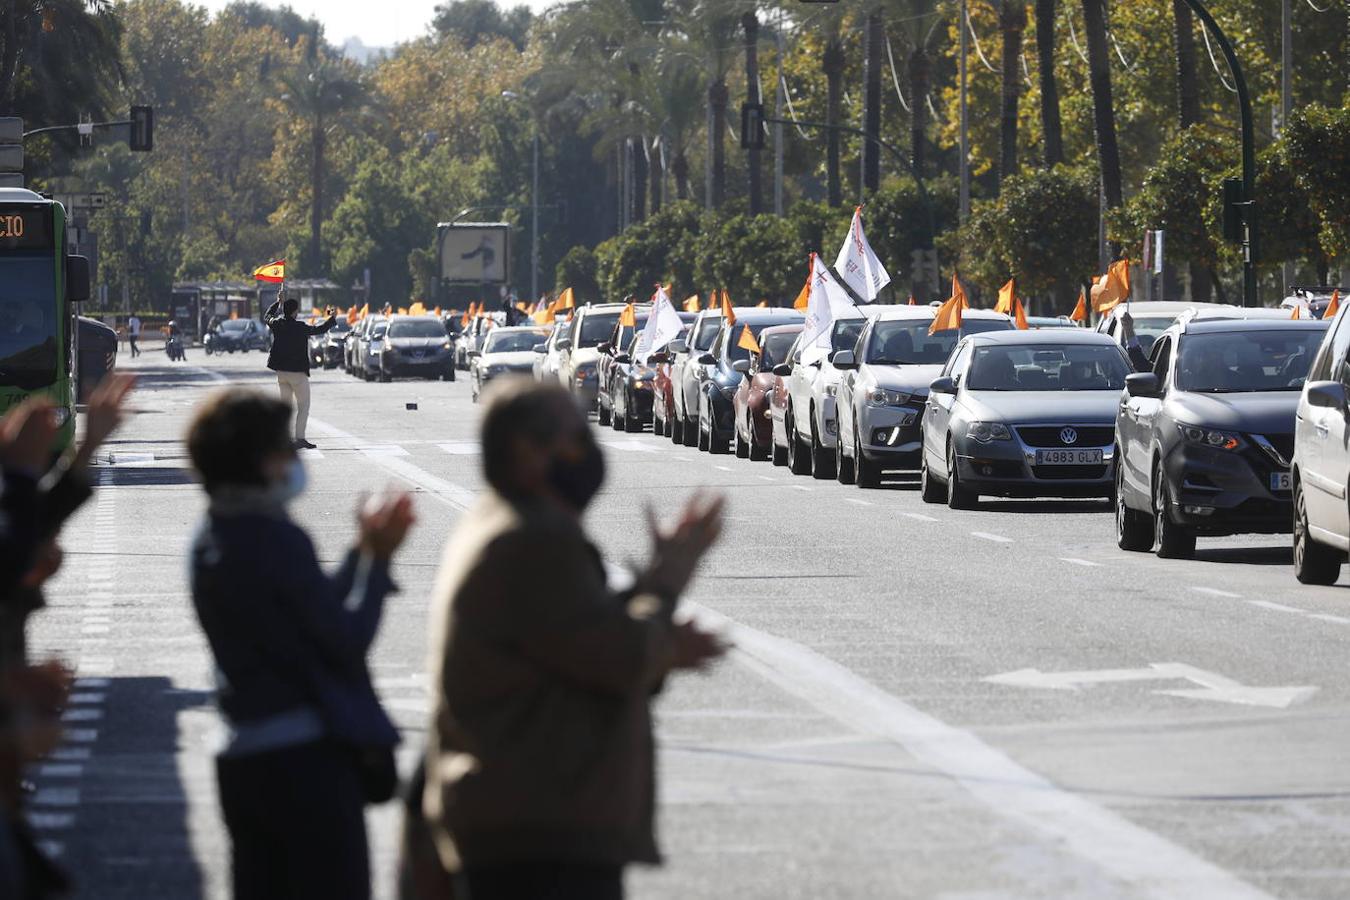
[
  {"x1": 861, "y1": 8, "x2": 884, "y2": 195},
  {"x1": 279, "y1": 35, "x2": 368, "y2": 274},
  {"x1": 742, "y1": 10, "x2": 762, "y2": 214},
  {"x1": 997, "y1": 0, "x2": 1026, "y2": 190},
  {"x1": 645, "y1": 41, "x2": 706, "y2": 202},
  {"x1": 1033, "y1": 0, "x2": 1063, "y2": 167},
  {"x1": 670, "y1": 0, "x2": 739, "y2": 209},
  {"x1": 1171, "y1": 0, "x2": 1209, "y2": 299},
  {"x1": 1079, "y1": 0, "x2": 1122, "y2": 216},
  {"x1": 885, "y1": 0, "x2": 940, "y2": 184}
]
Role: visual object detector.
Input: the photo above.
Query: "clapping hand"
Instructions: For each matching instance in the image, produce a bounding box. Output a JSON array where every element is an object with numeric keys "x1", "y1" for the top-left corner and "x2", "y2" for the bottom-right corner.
[
  {"x1": 357, "y1": 491, "x2": 416, "y2": 561},
  {"x1": 642, "y1": 491, "x2": 725, "y2": 601}
]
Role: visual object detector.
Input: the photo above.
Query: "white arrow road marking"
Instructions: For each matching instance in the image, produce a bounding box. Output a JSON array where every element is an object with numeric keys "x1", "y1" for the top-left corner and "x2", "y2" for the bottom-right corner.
[
  {"x1": 985, "y1": 662, "x2": 1317, "y2": 709},
  {"x1": 687, "y1": 603, "x2": 1272, "y2": 898},
  {"x1": 311, "y1": 418, "x2": 475, "y2": 511}
]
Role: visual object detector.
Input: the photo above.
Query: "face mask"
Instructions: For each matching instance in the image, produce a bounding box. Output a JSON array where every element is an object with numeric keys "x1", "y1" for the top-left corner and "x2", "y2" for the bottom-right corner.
[
  {"x1": 547, "y1": 437, "x2": 606, "y2": 512},
  {"x1": 272, "y1": 458, "x2": 308, "y2": 504}
]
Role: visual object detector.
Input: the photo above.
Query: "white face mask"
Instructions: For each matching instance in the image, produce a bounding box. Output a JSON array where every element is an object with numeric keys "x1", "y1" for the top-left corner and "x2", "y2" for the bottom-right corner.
[{"x1": 273, "y1": 458, "x2": 307, "y2": 504}]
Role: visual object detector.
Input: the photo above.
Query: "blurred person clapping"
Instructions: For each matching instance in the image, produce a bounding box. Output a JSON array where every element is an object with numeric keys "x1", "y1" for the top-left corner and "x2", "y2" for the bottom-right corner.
[
  {"x1": 187, "y1": 389, "x2": 414, "y2": 900},
  {"x1": 419, "y1": 379, "x2": 726, "y2": 900}
]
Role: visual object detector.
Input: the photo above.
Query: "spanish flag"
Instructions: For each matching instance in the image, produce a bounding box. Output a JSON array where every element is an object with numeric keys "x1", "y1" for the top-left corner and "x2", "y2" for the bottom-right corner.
[
  {"x1": 1070, "y1": 289, "x2": 1088, "y2": 323},
  {"x1": 618, "y1": 302, "x2": 637, "y2": 328},
  {"x1": 253, "y1": 259, "x2": 285, "y2": 283},
  {"x1": 737, "y1": 323, "x2": 760, "y2": 355}
]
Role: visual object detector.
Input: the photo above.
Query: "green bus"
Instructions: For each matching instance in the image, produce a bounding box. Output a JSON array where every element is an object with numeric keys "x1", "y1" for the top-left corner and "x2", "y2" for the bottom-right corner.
[{"x1": 0, "y1": 188, "x2": 90, "y2": 450}]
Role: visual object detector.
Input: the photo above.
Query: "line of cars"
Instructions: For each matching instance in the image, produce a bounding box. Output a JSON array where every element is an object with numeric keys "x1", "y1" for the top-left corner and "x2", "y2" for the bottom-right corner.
[
  {"x1": 524, "y1": 297, "x2": 1350, "y2": 586},
  {"x1": 334, "y1": 314, "x2": 457, "y2": 382}
]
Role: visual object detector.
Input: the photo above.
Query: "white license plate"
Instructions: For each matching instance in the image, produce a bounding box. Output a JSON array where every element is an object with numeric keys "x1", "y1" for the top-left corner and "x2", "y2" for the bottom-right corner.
[
  {"x1": 1270, "y1": 472, "x2": 1292, "y2": 492},
  {"x1": 1035, "y1": 449, "x2": 1103, "y2": 466}
]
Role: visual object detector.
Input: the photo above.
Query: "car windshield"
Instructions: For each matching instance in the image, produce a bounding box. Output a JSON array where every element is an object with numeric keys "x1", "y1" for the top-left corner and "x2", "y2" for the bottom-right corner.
[
  {"x1": 727, "y1": 322, "x2": 786, "y2": 364},
  {"x1": 1176, "y1": 328, "x2": 1327, "y2": 393},
  {"x1": 578, "y1": 312, "x2": 620, "y2": 348},
  {"x1": 0, "y1": 257, "x2": 58, "y2": 389},
  {"x1": 611, "y1": 319, "x2": 648, "y2": 351},
  {"x1": 219, "y1": 319, "x2": 250, "y2": 333},
  {"x1": 760, "y1": 331, "x2": 800, "y2": 369},
  {"x1": 371, "y1": 324, "x2": 388, "y2": 339},
  {"x1": 330, "y1": 319, "x2": 350, "y2": 333},
  {"x1": 486, "y1": 329, "x2": 548, "y2": 353},
  {"x1": 691, "y1": 316, "x2": 720, "y2": 351},
  {"x1": 1128, "y1": 316, "x2": 1180, "y2": 357},
  {"x1": 388, "y1": 319, "x2": 445, "y2": 339},
  {"x1": 967, "y1": 343, "x2": 1130, "y2": 391},
  {"x1": 866, "y1": 318, "x2": 1009, "y2": 365},
  {"x1": 831, "y1": 319, "x2": 864, "y2": 354}
]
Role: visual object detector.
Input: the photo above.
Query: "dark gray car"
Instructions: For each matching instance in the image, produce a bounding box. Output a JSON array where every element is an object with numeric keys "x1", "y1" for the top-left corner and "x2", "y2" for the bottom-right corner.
[{"x1": 920, "y1": 329, "x2": 1131, "y2": 509}]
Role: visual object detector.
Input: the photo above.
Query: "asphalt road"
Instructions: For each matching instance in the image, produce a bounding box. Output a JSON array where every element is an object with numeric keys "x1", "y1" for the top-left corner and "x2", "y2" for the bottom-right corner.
[{"x1": 27, "y1": 348, "x2": 1350, "y2": 899}]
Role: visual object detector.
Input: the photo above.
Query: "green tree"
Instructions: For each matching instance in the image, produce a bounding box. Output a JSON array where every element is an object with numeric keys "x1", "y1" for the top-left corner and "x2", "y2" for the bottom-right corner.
[
  {"x1": 1284, "y1": 104, "x2": 1350, "y2": 262},
  {"x1": 555, "y1": 245, "x2": 600, "y2": 299},
  {"x1": 433, "y1": 0, "x2": 534, "y2": 50}
]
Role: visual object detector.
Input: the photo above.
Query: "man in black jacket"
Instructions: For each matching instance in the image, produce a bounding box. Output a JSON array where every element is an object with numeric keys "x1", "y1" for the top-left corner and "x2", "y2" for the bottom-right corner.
[{"x1": 264, "y1": 290, "x2": 336, "y2": 450}]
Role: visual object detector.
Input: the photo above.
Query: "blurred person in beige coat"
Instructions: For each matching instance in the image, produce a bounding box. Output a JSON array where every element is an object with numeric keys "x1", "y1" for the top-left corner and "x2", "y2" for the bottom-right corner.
[{"x1": 421, "y1": 379, "x2": 725, "y2": 900}]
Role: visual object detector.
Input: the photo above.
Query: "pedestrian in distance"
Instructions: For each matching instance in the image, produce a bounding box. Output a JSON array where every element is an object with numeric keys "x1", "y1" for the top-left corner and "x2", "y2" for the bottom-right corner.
[
  {"x1": 264, "y1": 290, "x2": 336, "y2": 450},
  {"x1": 186, "y1": 389, "x2": 415, "y2": 900},
  {"x1": 127, "y1": 313, "x2": 141, "y2": 358},
  {"x1": 421, "y1": 378, "x2": 727, "y2": 900}
]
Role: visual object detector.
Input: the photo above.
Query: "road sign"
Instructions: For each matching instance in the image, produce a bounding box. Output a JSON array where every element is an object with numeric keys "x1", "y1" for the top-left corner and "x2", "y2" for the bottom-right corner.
[{"x1": 985, "y1": 662, "x2": 1317, "y2": 708}]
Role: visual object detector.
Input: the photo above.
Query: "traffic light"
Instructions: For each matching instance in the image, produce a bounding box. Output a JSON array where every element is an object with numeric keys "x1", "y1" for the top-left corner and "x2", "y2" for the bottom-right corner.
[
  {"x1": 1221, "y1": 177, "x2": 1244, "y2": 243},
  {"x1": 740, "y1": 102, "x2": 765, "y2": 151},
  {"x1": 129, "y1": 105, "x2": 153, "y2": 152}
]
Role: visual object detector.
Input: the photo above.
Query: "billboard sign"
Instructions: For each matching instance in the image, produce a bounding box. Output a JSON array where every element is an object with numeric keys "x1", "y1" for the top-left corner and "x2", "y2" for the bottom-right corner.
[{"x1": 440, "y1": 223, "x2": 510, "y2": 284}]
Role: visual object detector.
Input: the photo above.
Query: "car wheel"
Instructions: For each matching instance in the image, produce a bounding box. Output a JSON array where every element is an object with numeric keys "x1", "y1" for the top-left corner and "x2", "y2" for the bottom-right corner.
[
  {"x1": 597, "y1": 399, "x2": 612, "y2": 426},
  {"x1": 946, "y1": 438, "x2": 978, "y2": 509},
  {"x1": 855, "y1": 425, "x2": 881, "y2": 488},
  {"x1": 810, "y1": 418, "x2": 836, "y2": 480},
  {"x1": 379, "y1": 368, "x2": 391, "y2": 383},
  {"x1": 1115, "y1": 462, "x2": 1155, "y2": 552},
  {"x1": 623, "y1": 396, "x2": 642, "y2": 433},
  {"x1": 771, "y1": 434, "x2": 788, "y2": 466},
  {"x1": 611, "y1": 395, "x2": 625, "y2": 431},
  {"x1": 653, "y1": 407, "x2": 665, "y2": 437},
  {"x1": 682, "y1": 411, "x2": 698, "y2": 448},
  {"x1": 697, "y1": 408, "x2": 710, "y2": 452},
  {"x1": 734, "y1": 418, "x2": 750, "y2": 458},
  {"x1": 671, "y1": 413, "x2": 684, "y2": 445},
  {"x1": 836, "y1": 433, "x2": 855, "y2": 484},
  {"x1": 920, "y1": 449, "x2": 945, "y2": 503},
  {"x1": 749, "y1": 415, "x2": 769, "y2": 462},
  {"x1": 1294, "y1": 479, "x2": 1341, "y2": 585},
  {"x1": 1152, "y1": 464, "x2": 1195, "y2": 559},
  {"x1": 787, "y1": 412, "x2": 812, "y2": 476}
]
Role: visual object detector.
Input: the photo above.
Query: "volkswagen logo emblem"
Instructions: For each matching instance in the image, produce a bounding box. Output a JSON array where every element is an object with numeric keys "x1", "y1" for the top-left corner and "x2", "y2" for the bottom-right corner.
[{"x1": 1060, "y1": 427, "x2": 1079, "y2": 445}]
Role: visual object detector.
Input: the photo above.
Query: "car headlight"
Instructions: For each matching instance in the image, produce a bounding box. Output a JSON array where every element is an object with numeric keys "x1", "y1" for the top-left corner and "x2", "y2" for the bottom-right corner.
[
  {"x1": 1177, "y1": 422, "x2": 1243, "y2": 451},
  {"x1": 966, "y1": 421, "x2": 1011, "y2": 442},
  {"x1": 867, "y1": 388, "x2": 911, "y2": 407},
  {"x1": 442, "y1": 340, "x2": 452, "y2": 349}
]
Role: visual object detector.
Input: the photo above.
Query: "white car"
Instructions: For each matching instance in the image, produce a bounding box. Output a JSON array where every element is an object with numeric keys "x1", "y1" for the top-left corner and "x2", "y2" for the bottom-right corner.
[
  {"x1": 471, "y1": 326, "x2": 551, "y2": 402},
  {"x1": 532, "y1": 323, "x2": 565, "y2": 382},
  {"x1": 1291, "y1": 304, "x2": 1350, "y2": 584},
  {"x1": 777, "y1": 308, "x2": 882, "y2": 478},
  {"x1": 557, "y1": 302, "x2": 625, "y2": 409}
]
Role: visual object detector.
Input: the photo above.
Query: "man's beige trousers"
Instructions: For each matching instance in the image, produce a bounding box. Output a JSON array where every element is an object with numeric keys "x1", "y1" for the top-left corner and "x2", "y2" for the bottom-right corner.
[{"x1": 276, "y1": 371, "x2": 312, "y2": 441}]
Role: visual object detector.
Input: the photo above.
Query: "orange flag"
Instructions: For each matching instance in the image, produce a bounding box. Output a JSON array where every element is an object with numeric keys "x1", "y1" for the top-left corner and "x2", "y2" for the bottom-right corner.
[
  {"x1": 1070, "y1": 290, "x2": 1088, "y2": 322},
  {"x1": 995, "y1": 278, "x2": 1017, "y2": 315},
  {"x1": 433, "y1": 306, "x2": 442, "y2": 317},
  {"x1": 1091, "y1": 259, "x2": 1132, "y2": 314},
  {"x1": 929, "y1": 273, "x2": 966, "y2": 335},
  {"x1": 345, "y1": 305, "x2": 358, "y2": 325},
  {"x1": 1291, "y1": 305, "x2": 1301, "y2": 320},
  {"x1": 1013, "y1": 297, "x2": 1029, "y2": 330},
  {"x1": 720, "y1": 291, "x2": 736, "y2": 326},
  {"x1": 1325, "y1": 290, "x2": 1341, "y2": 319},
  {"x1": 409, "y1": 301, "x2": 427, "y2": 316},
  {"x1": 555, "y1": 288, "x2": 576, "y2": 312},
  {"x1": 907, "y1": 295, "x2": 916, "y2": 306},
  {"x1": 737, "y1": 323, "x2": 760, "y2": 354},
  {"x1": 756, "y1": 300, "x2": 768, "y2": 308},
  {"x1": 683, "y1": 294, "x2": 700, "y2": 313},
  {"x1": 532, "y1": 299, "x2": 557, "y2": 325},
  {"x1": 618, "y1": 302, "x2": 637, "y2": 327},
  {"x1": 792, "y1": 277, "x2": 810, "y2": 312},
  {"x1": 398, "y1": 307, "x2": 409, "y2": 315}
]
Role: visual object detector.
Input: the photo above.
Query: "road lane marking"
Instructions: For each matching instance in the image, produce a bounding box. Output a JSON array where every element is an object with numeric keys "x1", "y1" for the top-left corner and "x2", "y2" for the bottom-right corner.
[
  {"x1": 311, "y1": 417, "x2": 475, "y2": 512},
  {"x1": 60, "y1": 709, "x2": 103, "y2": 723},
  {"x1": 1307, "y1": 613, "x2": 1350, "y2": 624},
  {"x1": 901, "y1": 513, "x2": 938, "y2": 522},
  {"x1": 845, "y1": 499, "x2": 872, "y2": 507},
  {"x1": 687, "y1": 602, "x2": 1272, "y2": 898},
  {"x1": 1192, "y1": 587, "x2": 1241, "y2": 598},
  {"x1": 38, "y1": 764, "x2": 83, "y2": 779},
  {"x1": 27, "y1": 813, "x2": 74, "y2": 830},
  {"x1": 791, "y1": 485, "x2": 811, "y2": 492},
  {"x1": 986, "y1": 663, "x2": 1317, "y2": 708},
  {"x1": 756, "y1": 475, "x2": 774, "y2": 482},
  {"x1": 1246, "y1": 600, "x2": 1306, "y2": 614},
  {"x1": 32, "y1": 789, "x2": 79, "y2": 807},
  {"x1": 437, "y1": 442, "x2": 479, "y2": 455},
  {"x1": 1059, "y1": 558, "x2": 1100, "y2": 567},
  {"x1": 714, "y1": 466, "x2": 732, "y2": 472},
  {"x1": 971, "y1": 532, "x2": 1013, "y2": 544}
]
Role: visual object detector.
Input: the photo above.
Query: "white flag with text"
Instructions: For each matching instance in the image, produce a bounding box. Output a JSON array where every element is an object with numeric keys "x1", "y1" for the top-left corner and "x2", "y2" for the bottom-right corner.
[
  {"x1": 834, "y1": 207, "x2": 891, "y2": 302},
  {"x1": 636, "y1": 285, "x2": 684, "y2": 364},
  {"x1": 800, "y1": 253, "x2": 857, "y2": 359}
]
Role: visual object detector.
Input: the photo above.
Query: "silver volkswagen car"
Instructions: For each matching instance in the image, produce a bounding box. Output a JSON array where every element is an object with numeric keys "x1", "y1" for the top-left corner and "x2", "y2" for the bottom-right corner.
[
  {"x1": 834, "y1": 307, "x2": 1013, "y2": 487},
  {"x1": 919, "y1": 329, "x2": 1131, "y2": 508}
]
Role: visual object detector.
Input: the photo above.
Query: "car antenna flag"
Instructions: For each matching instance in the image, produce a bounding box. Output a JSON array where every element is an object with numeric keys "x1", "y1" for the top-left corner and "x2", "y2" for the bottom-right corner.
[
  {"x1": 253, "y1": 259, "x2": 285, "y2": 283},
  {"x1": 738, "y1": 323, "x2": 761, "y2": 355}
]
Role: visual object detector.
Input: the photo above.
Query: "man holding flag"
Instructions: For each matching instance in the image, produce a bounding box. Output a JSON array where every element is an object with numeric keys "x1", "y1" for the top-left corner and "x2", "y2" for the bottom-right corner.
[{"x1": 259, "y1": 261, "x2": 336, "y2": 450}]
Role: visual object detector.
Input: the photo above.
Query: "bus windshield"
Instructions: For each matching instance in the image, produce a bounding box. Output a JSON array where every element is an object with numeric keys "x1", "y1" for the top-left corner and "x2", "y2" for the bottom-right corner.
[{"x1": 0, "y1": 256, "x2": 58, "y2": 389}]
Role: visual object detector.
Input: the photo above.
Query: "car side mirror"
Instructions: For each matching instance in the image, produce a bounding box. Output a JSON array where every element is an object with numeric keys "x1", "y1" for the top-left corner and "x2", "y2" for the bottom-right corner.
[
  {"x1": 533, "y1": 344, "x2": 547, "y2": 353},
  {"x1": 468, "y1": 349, "x2": 481, "y2": 358},
  {"x1": 597, "y1": 342, "x2": 612, "y2": 355},
  {"x1": 1306, "y1": 380, "x2": 1347, "y2": 410},
  {"x1": 929, "y1": 376, "x2": 957, "y2": 395},
  {"x1": 614, "y1": 353, "x2": 631, "y2": 364},
  {"x1": 832, "y1": 350, "x2": 857, "y2": 370},
  {"x1": 66, "y1": 255, "x2": 90, "y2": 302},
  {"x1": 556, "y1": 338, "x2": 572, "y2": 350},
  {"x1": 697, "y1": 353, "x2": 716, "y2": 365},
  {"x1": 772, "y1": 363, "x2": 792, "y2": 377},
  {"x1": 1125, "y1": 372, "x2": 1161, "y2": 398},
  {"x1": 732, "y1": 360, "x2": 751, "y2": 374}
]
